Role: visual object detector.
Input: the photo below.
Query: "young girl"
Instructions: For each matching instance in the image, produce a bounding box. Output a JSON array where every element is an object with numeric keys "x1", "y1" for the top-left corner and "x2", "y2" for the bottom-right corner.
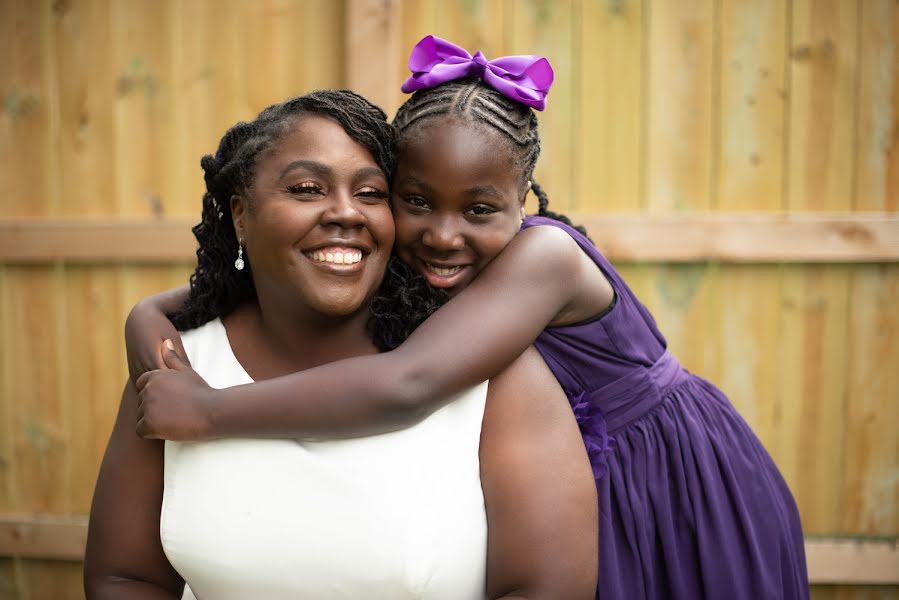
[{"x1": 129, "y1": 36, "x2": 808, "y2": 600}]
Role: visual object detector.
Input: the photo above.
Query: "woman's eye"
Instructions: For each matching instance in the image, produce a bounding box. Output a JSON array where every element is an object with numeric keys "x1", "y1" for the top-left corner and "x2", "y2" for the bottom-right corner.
[
  {"x1": 357, "y1": 188, "x2": 389, "y2": 202},
  {"x1": 286, "y1": 183, "x2": 323, "y2": 195}
]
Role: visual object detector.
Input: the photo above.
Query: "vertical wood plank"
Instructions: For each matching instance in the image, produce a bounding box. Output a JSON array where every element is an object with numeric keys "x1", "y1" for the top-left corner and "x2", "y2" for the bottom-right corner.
[
  {"x1": 575, "y1": 0, "x2": 644, "y2": 212},
  {"x1": 528, "y1": 0, "x2": 577, "y2": 213},
  {"x1": 714, "y1": 0, "x2": 790, "y2": 484},
  {"x1": 4, "y1": 267, "x2": 68, "y2": 514},
  {"x1": 639, "y1": 262, "x2": 722, "y2": 381},
  {"x1": 645, "y1": 0, "x2": 716, "y2": 212},
  {"x1": 795, "y1": 264, "x2": 850, "y2": 533},
  {"x1": 787, "y1": 0, "x2": 858, "y2": 211},
  {"x1": 17, "y1": 559, "x2": 83, "y2": 600},
  {"x1": 0, "y1": 0, "x2": 52, "y2": 217},
  {"x1": 346, "y1": 0, "x2": 403, "y2": 115},
  {"x1": 397, "y1": 0, "x2": 439, "y2": 103},
  {"x1": 171, "y1": 0, "x2": 244, "y2": 216},
  {"x1": 853, "y1": 0, "x2": 898, "y2": 212},
  {"x1": 303, "y1": 0, "x2": 345, "y2": 91},
  {"x1": 785, "y1": 0, "x2": 859, "y2": 535},
  {"x1": 718, "y1": 0, "x2": 787, "y2": 210},
  {"x1": 842, "y1": 265, "x2": 899, "y2": 535},
  {"x1": 64, "y1": 266, "x2": 124, "y2": 514},
  {"x1": 112, "y1": 0, "x2": 173, "y2": 217}
]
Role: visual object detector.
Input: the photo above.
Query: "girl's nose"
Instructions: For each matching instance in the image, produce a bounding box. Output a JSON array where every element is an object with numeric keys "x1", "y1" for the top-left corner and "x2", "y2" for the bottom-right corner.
[{"x1": 421, "y1": 216, "x2": 465, "y2": 252}]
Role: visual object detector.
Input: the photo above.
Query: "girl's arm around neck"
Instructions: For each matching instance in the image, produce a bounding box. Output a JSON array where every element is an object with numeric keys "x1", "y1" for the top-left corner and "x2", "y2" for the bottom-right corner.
[
  {"x1": 125, "y1": 284, "x2": 191, "y2": 383},
  {"x1": 207, "y1": 225, "x2": 595, "y2": 439}
]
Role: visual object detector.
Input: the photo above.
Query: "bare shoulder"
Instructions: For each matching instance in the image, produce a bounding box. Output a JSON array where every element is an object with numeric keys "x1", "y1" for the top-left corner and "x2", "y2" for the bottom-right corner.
[
  {"x1": 512, "y1": 224, "x2": 614, "y2": 326},
  {"x1": 480, "y1": 347, "x2": 598, "y2": 599},
  {"x1": 503, "y1": 223, "x2": 585, "y2": 277},
  {"x1": 485, "y1": 345, "x2": 566, "y2": 418}
]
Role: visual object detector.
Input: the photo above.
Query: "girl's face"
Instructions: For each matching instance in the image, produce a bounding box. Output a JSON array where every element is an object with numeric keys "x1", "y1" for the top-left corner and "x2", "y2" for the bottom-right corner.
[
  {"x1": 233, "y1": 114, "x2": 394, "y2": 319},
  {"x1": 392, "y1": 117, "x2": 526, "y2": 297}
]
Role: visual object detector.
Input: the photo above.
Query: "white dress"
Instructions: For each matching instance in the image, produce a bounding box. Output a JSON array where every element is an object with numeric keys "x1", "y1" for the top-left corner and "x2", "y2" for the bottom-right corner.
[{"x1": 160, "y1": 319, "x2": 489, "y2": 600}]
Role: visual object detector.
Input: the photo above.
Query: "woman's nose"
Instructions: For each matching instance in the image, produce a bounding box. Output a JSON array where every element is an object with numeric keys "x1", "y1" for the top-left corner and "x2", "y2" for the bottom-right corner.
[
  {"x1": 421, "y1": 216, "x2": 465, "y2": 252},
  {"x1": 323, "y1": 191, "x2": 366, "y2": 228}
]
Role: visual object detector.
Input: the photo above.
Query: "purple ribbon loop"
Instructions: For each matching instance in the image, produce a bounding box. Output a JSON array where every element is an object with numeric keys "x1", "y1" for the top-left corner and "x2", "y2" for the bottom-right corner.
[{"x1": 400, "y1": 35, "x2": 554, "y2": 111}]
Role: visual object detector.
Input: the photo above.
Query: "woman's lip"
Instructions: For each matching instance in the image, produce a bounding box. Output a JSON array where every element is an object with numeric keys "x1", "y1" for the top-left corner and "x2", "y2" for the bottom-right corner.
[{"x1": 303, "y1": 249, "x2": 368, "y2": 274}]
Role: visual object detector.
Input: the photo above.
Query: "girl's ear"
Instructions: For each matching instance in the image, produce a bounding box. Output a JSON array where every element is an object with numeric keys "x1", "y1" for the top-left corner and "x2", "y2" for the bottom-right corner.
[
  {"x1": 519, "y1": 180, "x2": 532, "y2": 219},
  {"x1": 231, "y1": 194, "x2": 248, "y2": 240}
]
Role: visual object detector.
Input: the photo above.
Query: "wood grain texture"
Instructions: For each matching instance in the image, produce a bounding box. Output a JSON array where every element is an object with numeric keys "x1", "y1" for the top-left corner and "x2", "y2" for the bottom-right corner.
[
  {"x1": 3, "y1": 213, "x2": 898, "y2": 263},
  {"x1": 0, "y1": 2, "x2": 897, "y2": 598},
  {"x1": 645, "y1": 0, "x2": 716, "y2": 212}
]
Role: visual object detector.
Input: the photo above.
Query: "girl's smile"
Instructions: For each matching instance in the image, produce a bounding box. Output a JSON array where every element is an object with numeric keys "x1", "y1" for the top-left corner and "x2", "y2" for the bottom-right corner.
[{"x1": 392, "y1": 116, "x2": 526, "y2": 297}]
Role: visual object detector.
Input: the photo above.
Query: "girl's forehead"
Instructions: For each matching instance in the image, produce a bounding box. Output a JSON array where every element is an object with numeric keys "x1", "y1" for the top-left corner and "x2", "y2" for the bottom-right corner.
[{"x1": 399, "y1": 117, "x2": 520, "y2": 176}]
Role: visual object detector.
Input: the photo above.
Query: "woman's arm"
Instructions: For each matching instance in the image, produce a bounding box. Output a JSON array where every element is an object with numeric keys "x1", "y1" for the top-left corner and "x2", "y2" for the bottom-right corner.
[
  {"x1": 83, "y1": 381, "x2": 184, "y2": 599},
  {"x1": 125, "y1": 285, "x2": 190, "y2": 383},
  {"x1": 481, "y1": 347, "x2": 598, "y2": 599},
  {"x1": 136, "y1": 225, "x2": 607, "y2": 440}
]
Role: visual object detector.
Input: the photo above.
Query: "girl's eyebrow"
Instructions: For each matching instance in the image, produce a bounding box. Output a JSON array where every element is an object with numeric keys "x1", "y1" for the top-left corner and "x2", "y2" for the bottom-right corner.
[
  {"x1": 399, "y1": 175, "x2": 436, "y2": 193},
  {"x1": 464, "y1": 184, "x2": 502, "y2": 198}
]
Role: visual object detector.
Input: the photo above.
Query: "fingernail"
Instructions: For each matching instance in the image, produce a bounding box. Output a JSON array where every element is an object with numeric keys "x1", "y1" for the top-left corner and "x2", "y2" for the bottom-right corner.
[{"x1": 164, "y1": 339, "x2": 175, "y2": 351}]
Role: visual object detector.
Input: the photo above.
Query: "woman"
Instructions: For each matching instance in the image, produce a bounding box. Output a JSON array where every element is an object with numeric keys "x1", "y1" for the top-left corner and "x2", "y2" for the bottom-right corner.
[{"x1": 83, "y1": 91, "x2": 597, "y2": 599}]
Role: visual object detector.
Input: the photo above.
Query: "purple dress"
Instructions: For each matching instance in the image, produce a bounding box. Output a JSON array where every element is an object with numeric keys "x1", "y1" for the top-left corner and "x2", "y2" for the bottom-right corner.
[{"x1": 523, "y1": 217, "x2": 809, "y2": 600}]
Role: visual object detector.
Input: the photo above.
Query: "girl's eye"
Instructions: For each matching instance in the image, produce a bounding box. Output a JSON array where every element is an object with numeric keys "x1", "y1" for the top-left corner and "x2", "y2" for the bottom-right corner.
[
  {"x1": 286, "y1": 183, "x2": 323, "y2": 195},
  {"x1": 466, "y1": 204, "x2": 496, "y2": 216},
  {"x1": 402, "y1": 195, "x2": 430, "y2": 210}
]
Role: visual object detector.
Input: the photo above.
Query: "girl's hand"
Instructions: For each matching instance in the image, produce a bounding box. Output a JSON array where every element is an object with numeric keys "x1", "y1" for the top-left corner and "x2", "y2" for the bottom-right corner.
[
  {"x1": 125, "y1": 295, "x2": 190, "y2": 384},
  {"x1": 134, "y1": 341, "x2": 215, "y2": 441}
]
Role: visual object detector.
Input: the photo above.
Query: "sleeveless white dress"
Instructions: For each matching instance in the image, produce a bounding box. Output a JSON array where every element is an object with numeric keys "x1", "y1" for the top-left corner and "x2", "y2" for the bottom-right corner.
[{"x1": 160, "y1": 319, "x2": 489, "y2": 600}]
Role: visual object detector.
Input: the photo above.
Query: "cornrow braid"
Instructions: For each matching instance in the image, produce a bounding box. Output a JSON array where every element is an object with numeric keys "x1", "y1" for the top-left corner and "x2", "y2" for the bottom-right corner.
[
  {"x1": 393, "y1": 77, "x2": 589, "y2": 238},
  {"x1": 169, "y1": 91, "x2": 413, "y2": 353}
]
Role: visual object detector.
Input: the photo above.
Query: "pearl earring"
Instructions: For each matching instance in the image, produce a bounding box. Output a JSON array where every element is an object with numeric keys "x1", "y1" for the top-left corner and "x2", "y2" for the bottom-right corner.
[{"x1": 234, "y1": 242, "x2": 245, "y2": 271}]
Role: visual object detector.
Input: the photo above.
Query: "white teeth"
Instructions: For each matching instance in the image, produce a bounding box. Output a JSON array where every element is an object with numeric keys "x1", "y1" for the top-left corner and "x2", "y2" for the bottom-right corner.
[
  {"x1": 308, "y1": 250, "x2": 363, "y2": 265},
  {"x1": 425, "y1": 263, "x2": 463, "y2": 276}
]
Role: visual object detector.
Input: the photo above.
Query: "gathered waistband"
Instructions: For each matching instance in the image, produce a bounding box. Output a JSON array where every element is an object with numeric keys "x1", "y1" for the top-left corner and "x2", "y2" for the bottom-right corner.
[{"x1": 601, "y1": 351, "x2": 690, "y2": 434}]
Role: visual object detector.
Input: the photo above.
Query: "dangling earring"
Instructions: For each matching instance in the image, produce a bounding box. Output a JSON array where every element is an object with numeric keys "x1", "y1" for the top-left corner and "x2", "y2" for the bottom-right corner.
[{"x1": 234, "y1": 241, "x2": 245, "y2": 271}]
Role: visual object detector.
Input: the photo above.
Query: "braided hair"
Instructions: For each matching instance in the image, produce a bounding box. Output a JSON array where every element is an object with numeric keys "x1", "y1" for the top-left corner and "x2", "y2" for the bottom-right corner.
[
  {"x1": 170, "y1": 90, "x2": 415, "y2": 351},
  {"x1": 392, "y1": 77, "x2": 590, "y2": 238}
]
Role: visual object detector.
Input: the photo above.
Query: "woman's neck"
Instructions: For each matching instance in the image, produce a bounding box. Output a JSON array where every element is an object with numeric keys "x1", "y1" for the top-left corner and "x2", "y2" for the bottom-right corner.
[{"x1": 223, "y1": 300, "x2": 377, "y2": 382}]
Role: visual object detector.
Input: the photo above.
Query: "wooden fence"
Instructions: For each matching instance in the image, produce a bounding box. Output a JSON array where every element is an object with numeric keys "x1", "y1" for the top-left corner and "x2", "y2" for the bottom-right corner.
[{"x1": 1, "y1": 0, "x2": 897, "y2": 598}]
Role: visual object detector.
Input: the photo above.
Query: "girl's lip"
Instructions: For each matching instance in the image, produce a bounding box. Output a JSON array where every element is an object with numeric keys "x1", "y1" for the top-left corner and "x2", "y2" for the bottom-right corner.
[{"x1": 415, "y1": 259, "x2": 470, "y2": 289}]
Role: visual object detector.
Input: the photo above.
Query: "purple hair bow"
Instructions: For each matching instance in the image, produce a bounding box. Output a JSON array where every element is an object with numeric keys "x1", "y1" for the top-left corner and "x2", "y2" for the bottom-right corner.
[{"x1": 400, "y1": 35, "x2": 554, "y2": 111}]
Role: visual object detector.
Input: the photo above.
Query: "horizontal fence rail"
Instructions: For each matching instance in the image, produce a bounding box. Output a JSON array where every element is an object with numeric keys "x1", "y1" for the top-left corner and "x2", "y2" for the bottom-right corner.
[
  {"x1": 0, "y1": 514, "x2": 896, "y2": 585},
  {"x1": 2, "y1": 213, "x2": 898, "y2": 263}
]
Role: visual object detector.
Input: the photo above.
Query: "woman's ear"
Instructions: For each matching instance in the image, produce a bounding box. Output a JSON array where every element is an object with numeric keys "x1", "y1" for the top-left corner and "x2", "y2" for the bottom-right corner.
[{"x1": 231, "y1": 194, "x2": 248, "y2": 241}]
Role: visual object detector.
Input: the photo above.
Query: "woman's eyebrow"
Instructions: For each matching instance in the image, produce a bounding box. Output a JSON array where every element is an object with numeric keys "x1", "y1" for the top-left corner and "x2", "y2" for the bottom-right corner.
[
  {"x1": 354, "y1": 166, "x2": 387, "y2": 181},
  {"x1": 280, "y1": 159, "x2": 330, "y2": 179}
]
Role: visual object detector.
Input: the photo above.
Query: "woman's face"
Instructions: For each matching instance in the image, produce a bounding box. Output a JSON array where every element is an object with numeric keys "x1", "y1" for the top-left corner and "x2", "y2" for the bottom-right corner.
[
  {"x1": 392, "y1": 117, "x2": 525, "y2": 297},
  {"x1": 234, "y1": 114, "x2": 394, "y2": 319}
]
